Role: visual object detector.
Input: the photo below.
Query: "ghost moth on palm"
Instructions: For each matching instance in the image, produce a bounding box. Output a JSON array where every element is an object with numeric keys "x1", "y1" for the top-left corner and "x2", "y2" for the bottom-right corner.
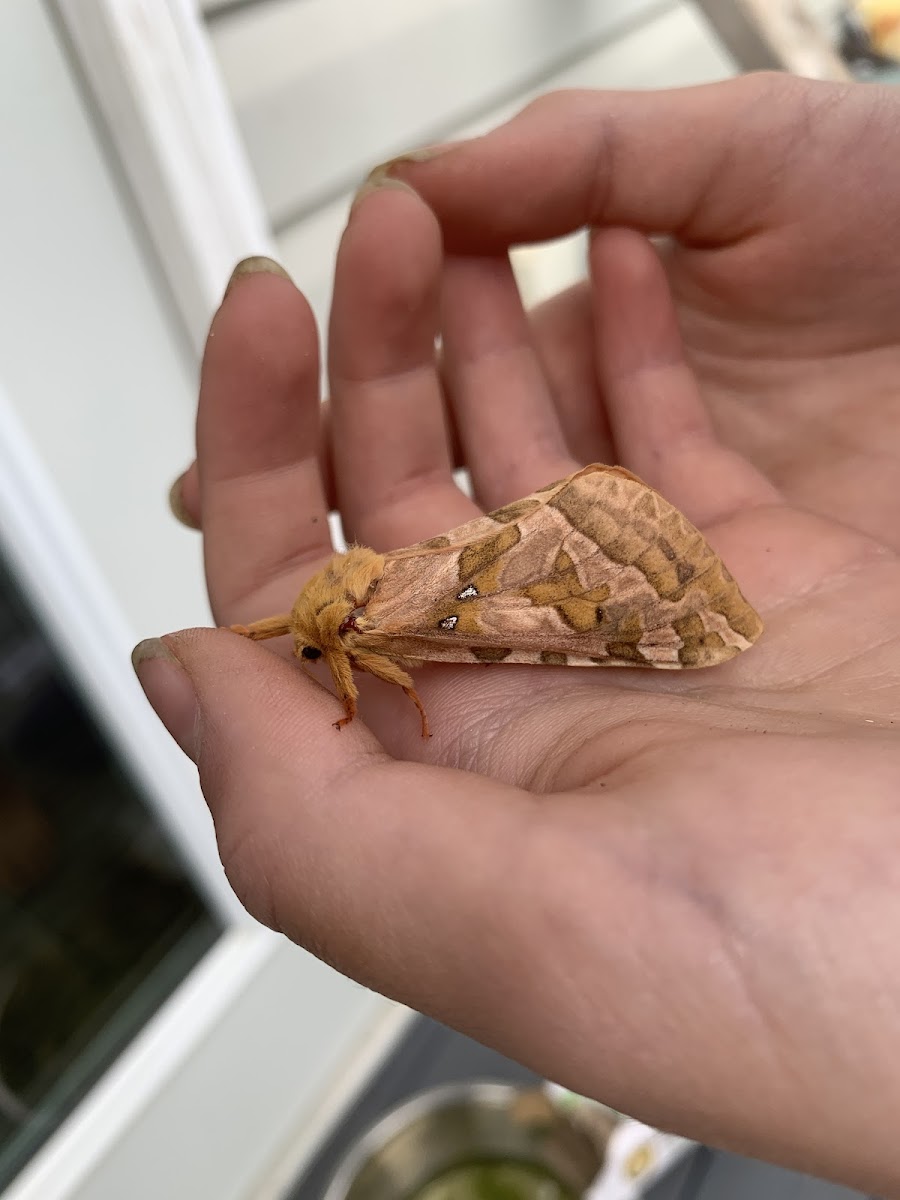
[{"x1": 231, "y1": 464, "x2": 763, "y2": 737}]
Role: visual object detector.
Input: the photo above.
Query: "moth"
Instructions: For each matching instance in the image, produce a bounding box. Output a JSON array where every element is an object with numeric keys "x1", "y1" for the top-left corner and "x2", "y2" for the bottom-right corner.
[{"x1": 230, "y1": 464, "x2": 763, "y2": 738}]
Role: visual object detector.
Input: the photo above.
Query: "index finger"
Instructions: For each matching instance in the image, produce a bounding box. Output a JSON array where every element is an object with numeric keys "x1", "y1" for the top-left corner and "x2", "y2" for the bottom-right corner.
[
  {"x1": 198, "y1": 259, "x2": 331, "y2": 628},
  {"x1": 382, "y1": 73, "x2": 830, "y2": 251}
]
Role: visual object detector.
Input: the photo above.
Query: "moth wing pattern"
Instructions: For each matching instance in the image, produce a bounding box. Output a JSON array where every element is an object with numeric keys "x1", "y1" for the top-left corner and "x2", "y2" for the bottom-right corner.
[{"x1": 353, "y1": 464, "x2": 762, "y2": 669}]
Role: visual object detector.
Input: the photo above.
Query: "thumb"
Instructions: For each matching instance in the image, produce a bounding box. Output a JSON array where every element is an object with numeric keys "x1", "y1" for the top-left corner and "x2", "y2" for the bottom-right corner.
[{"x1": 130, "y1": 628, "x2": 532, "y2": 1010}]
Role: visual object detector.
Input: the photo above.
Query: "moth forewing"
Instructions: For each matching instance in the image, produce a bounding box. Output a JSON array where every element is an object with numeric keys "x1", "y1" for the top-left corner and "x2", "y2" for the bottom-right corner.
[{"x1": 230, "y1": 464, "x2": 763, "y2": 733}]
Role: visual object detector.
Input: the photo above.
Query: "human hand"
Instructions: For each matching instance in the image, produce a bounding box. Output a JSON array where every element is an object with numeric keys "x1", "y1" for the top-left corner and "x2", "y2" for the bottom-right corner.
[
  {"x1": 139, "y1": 79, "x2": 900, "y2": 1195},
  {"x1": 384, "y1": 72, "x2": 900, "y2": 552}
]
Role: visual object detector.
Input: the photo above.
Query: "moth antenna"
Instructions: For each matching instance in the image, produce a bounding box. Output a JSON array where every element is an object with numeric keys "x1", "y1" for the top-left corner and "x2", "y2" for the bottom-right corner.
[{"x1": 229, "y1": 614, "x2": 292, "y2": 640}]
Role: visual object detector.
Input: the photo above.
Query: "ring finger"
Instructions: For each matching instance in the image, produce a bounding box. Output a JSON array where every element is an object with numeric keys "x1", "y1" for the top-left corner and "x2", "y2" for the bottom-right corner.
[{"x1": 440, "y1": 252, "x2": 578, "y2": 510}]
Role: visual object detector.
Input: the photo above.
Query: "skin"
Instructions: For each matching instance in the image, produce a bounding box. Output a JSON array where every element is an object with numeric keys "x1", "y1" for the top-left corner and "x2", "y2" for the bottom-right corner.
[{"x1": 140, "y1": 73, "x2": 900, "y2": 1194}]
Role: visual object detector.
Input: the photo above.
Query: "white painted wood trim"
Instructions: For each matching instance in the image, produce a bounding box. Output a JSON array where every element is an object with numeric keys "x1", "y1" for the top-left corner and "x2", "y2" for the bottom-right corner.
[{"x1": 51, "y1": 0, "x2": 276, "y2": 351}]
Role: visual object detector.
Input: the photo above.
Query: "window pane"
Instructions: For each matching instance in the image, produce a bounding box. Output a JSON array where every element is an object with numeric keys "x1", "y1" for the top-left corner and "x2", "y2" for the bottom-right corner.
[{"x1": 0, "y1": 553, "x2": 221, "y2": 1187}]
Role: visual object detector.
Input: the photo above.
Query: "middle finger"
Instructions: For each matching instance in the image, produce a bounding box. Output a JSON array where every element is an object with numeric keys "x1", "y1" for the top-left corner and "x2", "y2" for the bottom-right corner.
[{"x1": 329, "y1": 183, "x2": 478, "y2": 551}]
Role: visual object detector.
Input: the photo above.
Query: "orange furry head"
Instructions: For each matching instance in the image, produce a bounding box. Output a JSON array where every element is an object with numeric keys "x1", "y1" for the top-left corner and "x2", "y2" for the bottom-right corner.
[{"x1": 288, "y1": 546, "x2": 385, "y2": 661}]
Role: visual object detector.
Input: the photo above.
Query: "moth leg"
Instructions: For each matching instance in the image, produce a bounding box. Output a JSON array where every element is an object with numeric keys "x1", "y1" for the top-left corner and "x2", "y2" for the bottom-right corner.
[
  {"x1": 324, "y1": 650, "x2": 359, "y2": 731},
  {"x1": 402, "y1": 686, "x2": 430, "y2": 740},
  {"x1": 229, "y1": 614, "x2": 291, "y2": 640},
  {"x1": 334, "y1": 695, "x2": 357, "y2": 731},
  {"x1": 351, "y1": 651, "x2": 431, "y2": 739}
]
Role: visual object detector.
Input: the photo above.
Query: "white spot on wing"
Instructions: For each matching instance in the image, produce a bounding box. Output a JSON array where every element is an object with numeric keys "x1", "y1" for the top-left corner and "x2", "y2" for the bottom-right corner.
[
  {"x1": 438, "y1": 615, "x2": 459, "y2": 630},
  {"x1": 457, "y1": 584, "x2": 478, "y2": 600}
]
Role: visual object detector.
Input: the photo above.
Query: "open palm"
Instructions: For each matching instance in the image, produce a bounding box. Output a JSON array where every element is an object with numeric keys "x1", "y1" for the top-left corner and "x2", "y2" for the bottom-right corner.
[{"x1": 147, "y1": 76, "x2": 900, "y2": 1197}]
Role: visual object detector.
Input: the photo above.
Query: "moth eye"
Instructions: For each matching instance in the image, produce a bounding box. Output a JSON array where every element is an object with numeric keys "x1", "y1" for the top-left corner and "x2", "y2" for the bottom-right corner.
[
  {"x1": 438, "y1": 616, "x2": 459, "y2": 631},
  {"x1": 301, "y1": 646, "x2": 323, "y2": 660},
  {"x1": 595, "y1": 607, "x2": 604, "y2": 623}
]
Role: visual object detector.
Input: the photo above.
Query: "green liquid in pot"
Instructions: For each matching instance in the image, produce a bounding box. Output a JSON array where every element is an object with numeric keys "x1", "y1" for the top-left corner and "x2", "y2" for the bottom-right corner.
[{"x1": 410, "y1": 1160, "x2": 578, "y2": 1200}]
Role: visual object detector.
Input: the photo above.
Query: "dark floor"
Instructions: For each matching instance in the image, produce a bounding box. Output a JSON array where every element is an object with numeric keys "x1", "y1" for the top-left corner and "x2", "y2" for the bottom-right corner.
[{"x1": 288, "y1": 1016, "x2": 871, "y2": 1200}]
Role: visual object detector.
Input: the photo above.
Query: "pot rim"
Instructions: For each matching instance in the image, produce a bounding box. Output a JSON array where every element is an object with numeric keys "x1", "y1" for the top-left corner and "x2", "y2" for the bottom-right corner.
[{"x1": 321, "y1": 1078, "x2": 557, "y2": 1200}]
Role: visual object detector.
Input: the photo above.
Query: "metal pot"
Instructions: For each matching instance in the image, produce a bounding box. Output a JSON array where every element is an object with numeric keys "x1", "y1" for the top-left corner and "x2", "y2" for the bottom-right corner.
[{"x1": 322, "y1": 1081, "x2": 606, "y2": 1200}]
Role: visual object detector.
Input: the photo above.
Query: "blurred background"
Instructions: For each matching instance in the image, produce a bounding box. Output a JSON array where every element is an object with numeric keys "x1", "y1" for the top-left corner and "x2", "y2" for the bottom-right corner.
[{"x1": 0, "y1": 2, "x2": 895, "y2": 1198}]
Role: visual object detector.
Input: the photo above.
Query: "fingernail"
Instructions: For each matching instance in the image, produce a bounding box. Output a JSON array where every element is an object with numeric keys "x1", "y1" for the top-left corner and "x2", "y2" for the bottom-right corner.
[
  {"x1": 376, "y1": 143, "x2": 458, "y2": 175},
  {"x1": 350, "y1": 143, "x2": 457, "y2": 214},
  {"x1": 168, "y1": 471, "x2": 200, "y2": 531},
  {"x1": 132, "y1": 638, "x2": 200, "y2": 763},
  {"x1": 350, "y1": 174, "x2": 419, "y2": 216},
  {"x1": 223, "y1": 255, "x2": 293, "y2": 300}
]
